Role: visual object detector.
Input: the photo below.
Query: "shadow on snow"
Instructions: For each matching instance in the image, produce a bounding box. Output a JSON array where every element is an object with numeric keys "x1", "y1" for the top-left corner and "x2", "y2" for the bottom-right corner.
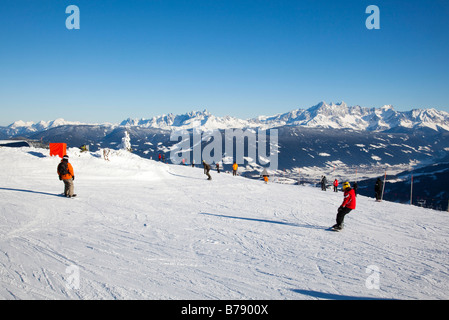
[
  {"x1": 199, "y1": 212, "x2": 327, "y2": 230},
  {"x1": 0, "y1": 187, "x2": 61, "y2": 197}
]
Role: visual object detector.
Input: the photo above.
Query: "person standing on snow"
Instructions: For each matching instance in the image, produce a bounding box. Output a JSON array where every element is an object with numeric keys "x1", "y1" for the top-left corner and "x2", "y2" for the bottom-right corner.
[
  {"x1": 203, "y1": 160, "x2": 212, "y2": 180},
  {"x1": 374, "y1": 178, "x2": 383, "y2": 201},
  {"x1": 333, "y1": 179, "x2": 339, "y2": 192},
  {"x1": 232, "y1": 162, "x2": 238, "y2": 176},
  {"x1": 57, "y1": 155, "x2": 76, "y2": 198},
  {"x1": 331, "y1": 181, "x2": 356, "y2": 231},
  {"x1": 321, "y1": 176, "x2": 327, "y2": 191}
]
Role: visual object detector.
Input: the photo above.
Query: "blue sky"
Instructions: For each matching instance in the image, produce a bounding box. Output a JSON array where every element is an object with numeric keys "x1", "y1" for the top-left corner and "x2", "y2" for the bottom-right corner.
[{"x1": 0, "y1": 0, "x2": 448, "y2": 125}]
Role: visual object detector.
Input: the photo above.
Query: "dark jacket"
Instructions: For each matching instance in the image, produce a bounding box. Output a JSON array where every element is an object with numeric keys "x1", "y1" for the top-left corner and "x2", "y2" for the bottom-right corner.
[{"x1": 375, "y1": 178, "x2": 383, "y2": 192}]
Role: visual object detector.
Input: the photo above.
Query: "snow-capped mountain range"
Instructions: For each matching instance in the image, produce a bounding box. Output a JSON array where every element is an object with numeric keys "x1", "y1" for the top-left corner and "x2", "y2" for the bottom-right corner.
[
  {"x1": 120, "y1": 101, "x2": 449, "y2": 132},
  {"x1": 3, "y1": 101, "x2": 449, "y2": 135}
]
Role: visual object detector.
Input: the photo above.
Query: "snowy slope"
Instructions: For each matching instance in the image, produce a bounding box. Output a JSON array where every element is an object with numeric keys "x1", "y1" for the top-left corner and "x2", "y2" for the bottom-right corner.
[{"x1": 1, "y1": 147, "x2": 449, "y2": 300}]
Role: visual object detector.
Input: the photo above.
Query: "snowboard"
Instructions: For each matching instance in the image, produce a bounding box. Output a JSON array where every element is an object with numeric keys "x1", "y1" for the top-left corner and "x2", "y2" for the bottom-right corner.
[
  {"x1": 327, "y1": 225, "x2": 343, "y2": 232},
  {"x1": 60, "y1": 193, "x2": 77, "y2": 198}
]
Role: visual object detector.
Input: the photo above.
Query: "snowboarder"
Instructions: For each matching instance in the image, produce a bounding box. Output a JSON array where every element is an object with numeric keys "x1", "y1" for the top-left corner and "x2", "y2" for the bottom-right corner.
[
  {"x1": 375, "y1": 178, "x2": 383, "y2": 201},
  {"x1": 57, "y1": 154, "x2": 76, "y2": 198},
  {"x1": 333, "y1": 179, "x2": 339, "y2": 192},
  {"x1": 203, "y1": 160, "x2": 212, "y2": 180},
  {"x1": 232, "y1": 162, "x2": 238, "y2": 176},
  {"x1": 331, "y1": 181, "x2": 356, "y2": 231}
]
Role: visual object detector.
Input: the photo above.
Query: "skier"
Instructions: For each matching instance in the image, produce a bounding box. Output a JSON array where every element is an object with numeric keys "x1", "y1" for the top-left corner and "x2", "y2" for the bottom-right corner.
[
  {"x1": 158, "y1": 153, "x2": 162, "y2": 161},
  {"x1": 232, "y1": 162, "x2": 238, "y2": 176},
  {"x1": 261, "y1": 168, "x2": 269, "y2": 184},
  {"x1": 57, "y1": 155, "x2": 76, "y2": 198},
  {"x1": 331, "y1": 181, "x2": 356, "y2": 231},
  {"x1": 203, "y1": 160, "x2": 212, "y2": 180},
  {"x1": 375, "y1": 178, "x2": 383, "y2": 201},
  {"x1": 353, "y1": 181, "x2": 358, "y2": 196},
  {"x1": 333, "y1": 179, "x2": 339, "y2": 192},
  {"x1": 321, "y1": 176, "x2": 327, "y2": 191},
  {"x1": 216, "y1": 162, "x2": 220, "y2": 173},
  {"x1": 103, "y1": 148, "x2": 110, "y2": 161}
]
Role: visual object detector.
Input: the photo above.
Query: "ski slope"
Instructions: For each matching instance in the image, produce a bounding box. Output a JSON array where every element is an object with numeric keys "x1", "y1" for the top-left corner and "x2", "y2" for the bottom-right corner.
[{"x1": 1, "y1": 146, "x2": 448, "y2": 300}]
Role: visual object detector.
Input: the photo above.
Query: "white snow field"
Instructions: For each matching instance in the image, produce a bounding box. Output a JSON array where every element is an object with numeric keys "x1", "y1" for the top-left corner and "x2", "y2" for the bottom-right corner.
[{"x1": 1, "y1": 146, "x2": 448, "y2": 300}]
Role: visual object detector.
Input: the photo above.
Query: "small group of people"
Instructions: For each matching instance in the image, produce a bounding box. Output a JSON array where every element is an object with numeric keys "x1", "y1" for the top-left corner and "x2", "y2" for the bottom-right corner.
[
  {"x1": 202, "y1": 161, "x2": 240, "y2": 181},
  {"x1": 158, "y1": 153, "x2": 166, "y2": 162},
  {"x1": 329, "y1": 177, "x2": 384, "y2": 230}
]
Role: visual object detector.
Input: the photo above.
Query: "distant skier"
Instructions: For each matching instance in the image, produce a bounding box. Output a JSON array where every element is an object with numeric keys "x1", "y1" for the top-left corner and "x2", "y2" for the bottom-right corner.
[
  {"x1": 203, "y1": 160, "x2": 212, "y2": 180},
  {"x1": 158, "y1": 153, "x2": 162, "y2": 161},
  {"x1": 333, "y1": 179, "x2": 339, "y2": 192},
  {"x1": 375, "y1": 178, "x2": 383, "y2": 201},
  {"x1": 232, "y1": 162, "x2": 238, "y2": 176},
  {"x1": 353, "y1": 181, "x2": 358, "y2": 196},
  {"x1": 331, "y1": 181, "x2": 356, "y2": 231},
  {"x1": 57, "y1": 155, "x2": 76, "y2": 198},
  {"x1": 261, "y1": 168, "x2": 269, "y2": 184},
  {"x1": 216, "y1": 162, "x2": 220, "y2": 173},
  {"x1": 321, "y1": 176, "x2": 327, "y2": 191},
  {"x1": 103, "y1": 148, "x2": 110, "y2": 161}
]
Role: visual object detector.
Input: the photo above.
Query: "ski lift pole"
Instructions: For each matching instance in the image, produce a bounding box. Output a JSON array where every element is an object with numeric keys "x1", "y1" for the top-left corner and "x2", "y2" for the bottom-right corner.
[{"x1": 381, "y1": 170, "x2": 387, "y2": 201}]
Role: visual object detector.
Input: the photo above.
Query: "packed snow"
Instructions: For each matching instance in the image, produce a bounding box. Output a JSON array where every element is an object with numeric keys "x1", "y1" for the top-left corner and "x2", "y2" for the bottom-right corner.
[{"x1": 1, "y1": 146, "x2": 449, "y2": 300}]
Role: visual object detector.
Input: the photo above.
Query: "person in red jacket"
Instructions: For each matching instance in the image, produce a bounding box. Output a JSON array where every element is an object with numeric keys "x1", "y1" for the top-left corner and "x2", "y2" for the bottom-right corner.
[
  {"x1": 333, "y1": 179, "x2": 338, "y2": 192},
  {"x1": 332, "y1": 181, "x2": 356, "y2": 230}
]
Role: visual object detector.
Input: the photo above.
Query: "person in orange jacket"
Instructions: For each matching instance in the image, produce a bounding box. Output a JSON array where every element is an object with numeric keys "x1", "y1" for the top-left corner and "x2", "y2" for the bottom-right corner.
[
  {"x1": 232, "y1": 162, "x2": 238, "y2": 176},
  {"x1": 331, "y1": 181, "x2": 356, "y2": 231},
  {"x1": 57, "y1": 155, "x2": 76, "y2": 198}
]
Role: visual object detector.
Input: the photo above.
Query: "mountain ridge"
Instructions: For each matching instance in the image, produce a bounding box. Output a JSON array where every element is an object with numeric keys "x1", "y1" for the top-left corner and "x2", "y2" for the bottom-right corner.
[{"x1": 3, "y1": 101, "x2": 449, "y2": 136}]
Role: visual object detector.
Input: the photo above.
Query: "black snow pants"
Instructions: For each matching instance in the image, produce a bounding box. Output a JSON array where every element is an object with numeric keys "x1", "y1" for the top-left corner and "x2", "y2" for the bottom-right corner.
[{"x1": 336, "y1": 206, "x2": 352, "y2": 226}]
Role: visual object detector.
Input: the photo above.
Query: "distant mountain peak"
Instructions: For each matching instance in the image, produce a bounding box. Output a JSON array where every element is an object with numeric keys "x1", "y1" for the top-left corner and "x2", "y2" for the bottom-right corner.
[{"x1": 4, "y1": 102, "x2": 449, "y2": 136}]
